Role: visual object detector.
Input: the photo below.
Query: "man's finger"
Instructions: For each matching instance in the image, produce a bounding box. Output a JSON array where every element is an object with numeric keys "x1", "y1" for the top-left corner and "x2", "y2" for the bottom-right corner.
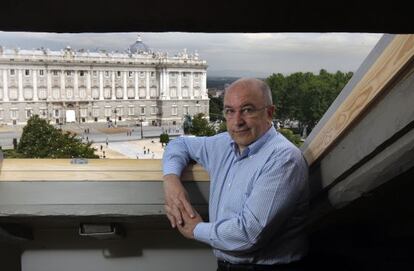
[
  {"x1": 182, "y1": 199, "x2": 195, "y2": 218},
  {"x1": 164, "y1": 205, "x2": 176, "y2": 228},
  {"x1": 171, "y1": 204, "x2": 183, "y2": 225}
]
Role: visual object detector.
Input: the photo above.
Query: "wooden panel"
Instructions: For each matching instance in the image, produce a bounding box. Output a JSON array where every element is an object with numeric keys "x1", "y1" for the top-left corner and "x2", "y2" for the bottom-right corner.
[
  {"x1": 303, "y1": 35, "x2": 414, "y2": 165},
  {"x1": 0, "y1": 159, "x2": 210, "y2": 182}
]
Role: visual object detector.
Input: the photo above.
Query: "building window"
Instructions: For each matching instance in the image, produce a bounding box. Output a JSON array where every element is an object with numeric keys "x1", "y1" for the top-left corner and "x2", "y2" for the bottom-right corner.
[
  {"x1": 104, "y1": 107, "x2": 111, "y2": 117},
  {"x1": 93, "y1": 71, "x2": 98, "y2": 77},
  {"x1": 182, "y1": 87, "x2": 189, "y2": 98},
  {"x1": 183, "y1": 106, "x2": 189, "y2": 115},
  {"x1": 10, "y1": 109, "x2": 18, "y2": 119},
  {"x1": 66, "y1": 71, "x2": 72, "y2": 76},
  {"x1": 117, "y1": 71, "x2": 121, "y2": 77},
  {"x1": 139, "y1": 71, "x2": 145, "y2": 78},
  {"x1": 116, "y1": 107, "x2": 123, "y2": 116},
  {"x1": 39, "y1": 70, "x2": 44, "y2": 76},
  {"x1": 172, "y1": 106, "x2": 178, "y2": 116},
  {"x1": 151, "y1": 106, "x2": 157, "y2": 115},
  {"x1": 38, "y1": 88, "x2": 47, "y2": 100},
  {"x1": 39, "y1": 109, "x2": 47, "y2": 118},
  {"x1": 80, "y1": 71, "x2": 85, "y2": 76},
  {"x1": 150, "y1": 87, "x2": 157, "y2": 97},
  {"x1": 53, "y1": 70, "x2": 58, "y2": 76},
  {"x1": 105, "y1": 71, "x2": 109, "y2": 77},
  {"x1": 54, "y1": 109, "x2": 60, "y2": 118},
  {"x1": 92, "y1": 88, "x2": 99, "y2": 99},
  {"x1": 80, "y1": 108, "x2": 87, "y2": 118},
  {"x1": 92, "y1": 108, "x2": 99, "y2": 117},
  {"x1": 10, "y1": 69, "x2": 15, "y2": 76},
  {"x1": 127, "y1": 88, "x2": 135, "y2": 99},
  {"x1": 25, "y1": 69, "x2": 30, "y2": 76},
  {"x1": 128, "y1": 71, "x2": 133, "y2": 78},
  {"x1": 26, "y1": 109, "x2": 33, "y2": 119},
  {"x1": 140, "y1": 106, "x2": 145, "y2": 115},
  {"x1": 150, "y1": 71, "x2": 155, "y2": 77},
  {"x1": 128, "y1": 107, "x2": 134, "y2": 116}
]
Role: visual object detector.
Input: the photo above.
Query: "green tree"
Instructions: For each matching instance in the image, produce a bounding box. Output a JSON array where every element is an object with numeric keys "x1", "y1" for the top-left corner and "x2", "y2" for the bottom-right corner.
[
  {"x1": 267, "y1": 70, "x2": 352, "y2": 135},
  {"x1": 190, "y1": 113, "x2": 216, "y2": 136},
  {"x1": 209, "y1": 95, "x2": 224, "y2": 122},
  {"x1": 160, "y1": 132, "x2": 170, "y2": 146},
  {"x1": 16, "y1": 115, "x2": 98, "y2": 158},
  {"x1": 217, "y1": 121, "x2": 227, "y2": 133},
  {"x1": 182, "y1": 114, "x2": 192, "y2": 135},
  {"x1": 278, "y1": 128, "x2": 302, "y2": 147}
]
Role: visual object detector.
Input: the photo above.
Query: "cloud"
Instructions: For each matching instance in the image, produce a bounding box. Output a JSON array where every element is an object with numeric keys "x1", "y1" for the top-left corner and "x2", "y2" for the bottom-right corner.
[{"x1": 0, "y1": 31, "x2": 383, "y2": 77}]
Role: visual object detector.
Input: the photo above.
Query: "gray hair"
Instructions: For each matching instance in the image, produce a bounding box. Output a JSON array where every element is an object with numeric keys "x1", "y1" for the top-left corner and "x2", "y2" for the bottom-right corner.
[{"x1": 226, "y1": 77, "x2": 273, "y2": 105}]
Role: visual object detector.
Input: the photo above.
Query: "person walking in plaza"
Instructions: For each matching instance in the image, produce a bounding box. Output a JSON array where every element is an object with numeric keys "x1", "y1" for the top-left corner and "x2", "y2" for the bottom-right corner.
[{"x1": 163, "y1": 78, "x2": 309, "y2": 270}]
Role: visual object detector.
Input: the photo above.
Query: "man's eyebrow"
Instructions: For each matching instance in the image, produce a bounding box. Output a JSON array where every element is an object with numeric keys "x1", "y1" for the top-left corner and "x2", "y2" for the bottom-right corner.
[
  {"x1": 224, "y1": 103, "x2": 255, "y2": 108},
  {"x1": 241, "y1": 103, "x2": 255, "y2": 107}
]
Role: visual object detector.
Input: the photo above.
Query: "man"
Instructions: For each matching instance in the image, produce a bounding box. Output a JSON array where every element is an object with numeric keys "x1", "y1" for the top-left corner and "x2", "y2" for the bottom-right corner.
[{"x1": 163, "y1": 78, "x2": 309, "y2": 270}]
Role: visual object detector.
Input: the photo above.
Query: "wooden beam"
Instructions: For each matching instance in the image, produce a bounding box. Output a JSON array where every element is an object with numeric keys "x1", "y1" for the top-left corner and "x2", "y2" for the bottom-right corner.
[
  {"x1": 0, "y1": 159, "x2": 210, "y2": 182},
  {"x1": 303, "y1": 35, "x2": 414, "y2": 166}
]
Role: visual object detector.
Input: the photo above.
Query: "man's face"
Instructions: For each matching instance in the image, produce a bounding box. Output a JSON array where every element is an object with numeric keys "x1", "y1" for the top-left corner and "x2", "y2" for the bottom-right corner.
[{"x1": 224, "y1": 84, "x2": 274, "y2": 151}]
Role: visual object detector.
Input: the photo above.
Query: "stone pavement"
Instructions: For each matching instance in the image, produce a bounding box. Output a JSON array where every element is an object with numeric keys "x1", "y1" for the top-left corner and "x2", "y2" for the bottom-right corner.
[
  {"x1": 91, "y1": 138, "x2": 165, "y2": 159},
  {"x1": 0, "y1": 121, "x2": 182, "y2": 154}
]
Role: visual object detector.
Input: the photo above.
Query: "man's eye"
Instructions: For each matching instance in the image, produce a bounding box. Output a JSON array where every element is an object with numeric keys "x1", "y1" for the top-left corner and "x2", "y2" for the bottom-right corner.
[
  {"x1": 241, "y1": 108, "x2": 254, "y2": 114},
  {"x1": 225, "y1": 109, "x2": 235, "y2": 114}
]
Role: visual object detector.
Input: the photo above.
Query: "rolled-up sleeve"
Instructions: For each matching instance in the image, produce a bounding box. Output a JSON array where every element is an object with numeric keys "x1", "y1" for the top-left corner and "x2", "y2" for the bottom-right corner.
[{"x1": 162, "y1": 135, "x2": 215, "y2": 177}]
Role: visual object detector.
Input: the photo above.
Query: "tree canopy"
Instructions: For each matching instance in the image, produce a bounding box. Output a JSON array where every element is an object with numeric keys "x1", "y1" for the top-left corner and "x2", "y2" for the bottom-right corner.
[
  {"x1": 266, "y1": 69, "x2": 353, "y2": 133},
  {"x1": 189, "y1": 113, "x2": 216, "y2": 136},
  {"x1": 16, "y1": 115, "x2": 98, "y2": 158}
]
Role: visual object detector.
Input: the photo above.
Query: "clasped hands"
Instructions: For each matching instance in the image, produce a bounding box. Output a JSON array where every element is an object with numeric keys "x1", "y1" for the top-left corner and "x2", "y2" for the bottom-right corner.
[{"x1": 163, "y1": 174, "x2": 203, "y2": 239}]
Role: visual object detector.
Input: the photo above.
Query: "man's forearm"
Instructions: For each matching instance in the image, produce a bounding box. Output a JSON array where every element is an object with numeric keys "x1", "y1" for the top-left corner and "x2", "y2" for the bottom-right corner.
[{"x1": 163, "y1": 173, "x2": 195, "y2": 228}]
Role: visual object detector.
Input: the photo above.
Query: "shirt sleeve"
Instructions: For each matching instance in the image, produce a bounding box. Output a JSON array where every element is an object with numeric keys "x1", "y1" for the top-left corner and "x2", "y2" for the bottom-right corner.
[
  {"x1": 193, "y1": 148, "x2": 309, "y2": 254},
  {"x1": 162, "y1": 135, "x2": 213, "y2": 177}
]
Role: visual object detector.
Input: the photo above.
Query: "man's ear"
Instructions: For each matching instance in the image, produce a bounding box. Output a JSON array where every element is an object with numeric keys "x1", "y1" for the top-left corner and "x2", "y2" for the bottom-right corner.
[{"x1": 267, "y1": 105, "x2": 275, "y2": 118}]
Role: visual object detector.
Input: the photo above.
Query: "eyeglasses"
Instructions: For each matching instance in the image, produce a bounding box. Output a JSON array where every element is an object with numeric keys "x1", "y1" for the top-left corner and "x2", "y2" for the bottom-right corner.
[{"x1": 222, "y1": 106, "x2": 269, "y2": 119}]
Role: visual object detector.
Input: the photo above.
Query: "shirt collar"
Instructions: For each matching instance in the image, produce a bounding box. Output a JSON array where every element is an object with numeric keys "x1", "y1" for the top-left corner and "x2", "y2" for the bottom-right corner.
[{"x1": 230, "y1": 125, "x2": 276, "y2": 159}]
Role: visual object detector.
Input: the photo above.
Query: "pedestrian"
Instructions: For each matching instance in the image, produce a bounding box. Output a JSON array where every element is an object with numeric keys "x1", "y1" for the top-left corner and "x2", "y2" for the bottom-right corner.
[
  {"x1": 100, "y1": 145, "x2": 103, "y2": 151},
  {"x1": 163, "y1": 78, "x2": 309, "y2": 270}
]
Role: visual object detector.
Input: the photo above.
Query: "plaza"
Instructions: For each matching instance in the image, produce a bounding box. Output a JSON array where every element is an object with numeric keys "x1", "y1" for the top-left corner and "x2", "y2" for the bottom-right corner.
[{"x1": 0, "y1": 121, "x2": 182, "y2": 158}]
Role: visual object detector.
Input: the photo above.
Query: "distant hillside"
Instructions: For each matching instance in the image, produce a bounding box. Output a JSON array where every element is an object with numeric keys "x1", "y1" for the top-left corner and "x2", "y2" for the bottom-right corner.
[{"x1": 207, "y1": 77, "x2": 239, "y2": 89}]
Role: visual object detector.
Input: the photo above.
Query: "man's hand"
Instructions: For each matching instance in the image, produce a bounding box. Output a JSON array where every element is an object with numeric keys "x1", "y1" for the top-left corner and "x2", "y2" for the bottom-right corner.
[
  {"x1": 177, "y1": 208, "x2": 203, "y2": 239},
  {"x1": 163, "y1": 174, "x2": 195, "y2": 228}
]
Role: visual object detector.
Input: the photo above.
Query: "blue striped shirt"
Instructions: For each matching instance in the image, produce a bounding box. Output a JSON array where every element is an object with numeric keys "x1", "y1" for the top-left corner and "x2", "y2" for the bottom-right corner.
[{"x1": 163, "y1": 127, "x2": 309, "y2": 264}]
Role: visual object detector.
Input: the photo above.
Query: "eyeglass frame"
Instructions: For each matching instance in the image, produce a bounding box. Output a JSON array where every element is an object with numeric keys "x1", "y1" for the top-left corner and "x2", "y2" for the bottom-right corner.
[{"x1": 222, "y1": 105, "x2": 272, "y2": 119}]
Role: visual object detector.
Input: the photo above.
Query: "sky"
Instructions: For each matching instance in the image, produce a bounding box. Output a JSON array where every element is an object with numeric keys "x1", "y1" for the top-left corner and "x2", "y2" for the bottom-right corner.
[{"x1": 0, "y1": 31, "x2": 383, "y2": 78}]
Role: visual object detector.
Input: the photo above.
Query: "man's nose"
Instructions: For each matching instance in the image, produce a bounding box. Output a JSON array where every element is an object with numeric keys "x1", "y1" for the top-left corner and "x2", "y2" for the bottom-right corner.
[{"x1": 234, "y1": 111, "x2": 245, "y2": 125}]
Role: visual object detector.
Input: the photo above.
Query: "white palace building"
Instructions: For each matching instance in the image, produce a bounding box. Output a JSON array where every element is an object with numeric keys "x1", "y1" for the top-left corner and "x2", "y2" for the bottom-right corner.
[{"x1": 0, "y1": 36, "x2": 209, "y2": 126}]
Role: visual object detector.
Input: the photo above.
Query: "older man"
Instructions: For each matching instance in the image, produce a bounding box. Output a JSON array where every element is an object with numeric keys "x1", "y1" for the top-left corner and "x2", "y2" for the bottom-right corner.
[{"x1": 163, "y1": 78, "x2": 309, "y2": 270}]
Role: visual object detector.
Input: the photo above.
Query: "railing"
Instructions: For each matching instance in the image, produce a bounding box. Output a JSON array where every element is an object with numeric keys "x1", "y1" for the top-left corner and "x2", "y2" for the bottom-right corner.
[{"x1": 0, "y1": 159, "x2": 209, "y2": 182}]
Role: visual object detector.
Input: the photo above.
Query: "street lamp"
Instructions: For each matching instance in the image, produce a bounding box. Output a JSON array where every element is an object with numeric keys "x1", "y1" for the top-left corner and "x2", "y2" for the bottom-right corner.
[
  {"x1": 139, "y1": 118, "x2": 144, "y2": 139},
  {"x1": 113, "y1": 109, "x2": 117, "y2": 126}
]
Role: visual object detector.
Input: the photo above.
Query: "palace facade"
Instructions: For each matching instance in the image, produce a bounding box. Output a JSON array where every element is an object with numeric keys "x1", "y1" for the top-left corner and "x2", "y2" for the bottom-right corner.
[{"x1": 0, "y1": 37, "x2": 208, "y2": 126}]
